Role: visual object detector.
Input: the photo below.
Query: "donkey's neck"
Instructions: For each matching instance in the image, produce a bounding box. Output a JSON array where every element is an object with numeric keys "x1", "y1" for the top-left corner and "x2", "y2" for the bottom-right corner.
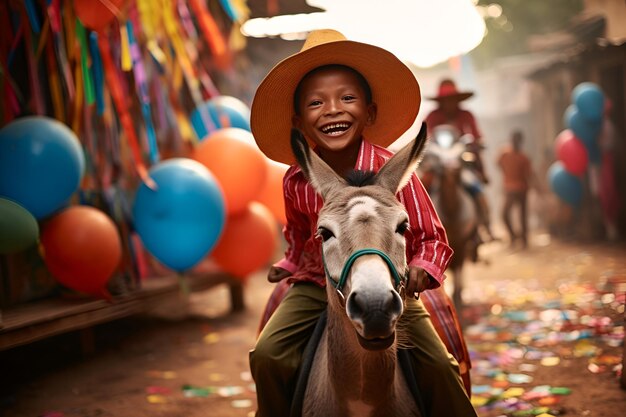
[{"x1": 325, "y1": 310, "x2": 398, "y2": 407}]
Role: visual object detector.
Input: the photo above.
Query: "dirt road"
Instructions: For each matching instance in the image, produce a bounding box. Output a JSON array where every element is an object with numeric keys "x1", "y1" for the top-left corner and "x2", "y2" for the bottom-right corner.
[{"x1": 1, "y1": 232, "x2": 625, "y2": 417}]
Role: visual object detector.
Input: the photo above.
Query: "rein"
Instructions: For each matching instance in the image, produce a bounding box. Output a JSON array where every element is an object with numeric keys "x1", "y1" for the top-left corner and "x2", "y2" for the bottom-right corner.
[{"x1": 322, "y1": 248, "x2": 407, "y2": 296}]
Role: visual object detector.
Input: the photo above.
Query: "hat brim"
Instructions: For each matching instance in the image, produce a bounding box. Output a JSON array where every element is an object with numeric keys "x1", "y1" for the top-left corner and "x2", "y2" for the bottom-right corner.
[
  {"x1": 428, "y1": 92, "x2": 474, "y2": 101},
  {"x1": 251, "y1": 40, "x2": 421, "y2": 165}
]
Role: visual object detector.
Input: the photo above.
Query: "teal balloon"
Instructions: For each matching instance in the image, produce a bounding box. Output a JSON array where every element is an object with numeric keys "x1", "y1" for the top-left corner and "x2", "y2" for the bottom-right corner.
[
  {"x1": 548, "y1": 161, "x2": 583, "y2": 207},
  {"x1": 132, "y1": 158, "x2": 226, "y2": 272},
  {"x1": 563, "y1": 105, "x2": 601, "y2": 163},
  {"x1": 0, "y1": 197, "x2": 39, "y2": 254},
  {"x1": 572, "y1": 82, "x2": 604, "y2": 122},
  {"x1": 190, "y1": 95, "x2": 251, "y2": 140},
  {"x1": 0, "y1": 117, "x2": 85, "y2": 219}
]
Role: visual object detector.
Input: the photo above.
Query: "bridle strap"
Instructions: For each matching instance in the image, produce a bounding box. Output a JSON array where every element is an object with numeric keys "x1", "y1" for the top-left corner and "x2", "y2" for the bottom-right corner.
[{"x1": 323, "y1": 248, "x2": 406, "y2": 292}]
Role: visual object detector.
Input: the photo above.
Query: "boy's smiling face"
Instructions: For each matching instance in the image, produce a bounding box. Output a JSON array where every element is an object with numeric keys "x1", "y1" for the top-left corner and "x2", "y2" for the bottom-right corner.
[{"x1": 293, "y1": 66, "x2": 377, "y2": 163}]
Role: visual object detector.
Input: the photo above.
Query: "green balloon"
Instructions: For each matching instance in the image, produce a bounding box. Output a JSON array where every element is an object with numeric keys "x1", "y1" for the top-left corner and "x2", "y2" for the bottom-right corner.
[{"x1": 0, "y1": 197, "x2": 40, "y2": 254}]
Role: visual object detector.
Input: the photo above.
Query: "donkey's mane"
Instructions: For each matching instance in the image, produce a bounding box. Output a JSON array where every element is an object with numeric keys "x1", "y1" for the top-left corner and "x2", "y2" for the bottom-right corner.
[{"x1": 345, "y1": 170, "x2": 377, "y2": 187}]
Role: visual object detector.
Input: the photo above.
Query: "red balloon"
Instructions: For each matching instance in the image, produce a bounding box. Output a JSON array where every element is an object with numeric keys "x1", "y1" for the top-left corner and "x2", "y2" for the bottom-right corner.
[
  {"x1": 74, "y1": 0, "x2": 127, "y2": 32},
  {"x1": 555, "y1": 129, "x2": 588, "y2": 176},
  {"x1": 211, "y1": 202, "x2": 278, "y2": 280},
  {"x1": 41, "y1": 206, "x2": 122, "y2": 298},
  {"x1": 192, "y1": 129, "x2": 268, "y2": 215},
  {"x1": 255, "y1": 160, "x2": 288, "y2": 225}
]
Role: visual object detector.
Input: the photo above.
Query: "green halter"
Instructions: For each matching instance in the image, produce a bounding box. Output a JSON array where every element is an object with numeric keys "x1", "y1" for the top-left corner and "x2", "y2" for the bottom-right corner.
[{"x1": 323, "y1": 248, "x2": 406, "y2": 292}]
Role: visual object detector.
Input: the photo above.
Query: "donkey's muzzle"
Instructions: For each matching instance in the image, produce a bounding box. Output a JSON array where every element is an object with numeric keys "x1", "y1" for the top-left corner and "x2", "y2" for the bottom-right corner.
[{"x1": 347, "y1": 289, "x2": 403, "y2": 350}]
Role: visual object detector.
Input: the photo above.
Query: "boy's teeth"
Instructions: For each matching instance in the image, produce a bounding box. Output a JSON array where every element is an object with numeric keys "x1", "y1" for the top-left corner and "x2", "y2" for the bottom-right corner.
[{"x1": 322, "y1": 123, "x2": 349, "y2": 133}]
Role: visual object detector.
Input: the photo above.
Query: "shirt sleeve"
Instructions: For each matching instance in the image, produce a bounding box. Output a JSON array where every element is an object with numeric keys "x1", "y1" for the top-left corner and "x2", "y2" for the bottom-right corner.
[
  {"x1": 273, "y1": 169, "x2": 312, "y2": 274},
  {"x1": 399, "y1": 172, "x2": 454, "y2": 289}
]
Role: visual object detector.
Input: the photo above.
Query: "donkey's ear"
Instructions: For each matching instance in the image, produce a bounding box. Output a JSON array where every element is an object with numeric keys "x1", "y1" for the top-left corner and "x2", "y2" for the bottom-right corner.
[
  {"x1": 290, "y1": 128, "x2": 346, "y2": 199},
  {"x1": 375, "y1": 122, "x2": 429, "y2": 193}
]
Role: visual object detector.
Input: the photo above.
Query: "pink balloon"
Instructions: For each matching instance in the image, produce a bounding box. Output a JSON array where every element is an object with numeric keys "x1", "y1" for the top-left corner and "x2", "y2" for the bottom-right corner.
[{"x1": 555, "y1": 129, "x2": 588, "y2": 176}]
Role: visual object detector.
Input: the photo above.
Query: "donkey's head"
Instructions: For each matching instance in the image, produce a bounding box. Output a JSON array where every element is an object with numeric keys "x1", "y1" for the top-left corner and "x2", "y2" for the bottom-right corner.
[{"x1": 291, "y1": 123, "x2": 428, "y2": 351}]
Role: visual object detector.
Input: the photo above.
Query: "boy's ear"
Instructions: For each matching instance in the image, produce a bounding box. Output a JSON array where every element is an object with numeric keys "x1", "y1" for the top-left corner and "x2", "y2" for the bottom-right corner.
[
  {"x1": 292, "y1": 115, "x2": 302, "y2": 130},
  {"x1": 366, "y1": 103, "x2": 377, "y2": 126}
]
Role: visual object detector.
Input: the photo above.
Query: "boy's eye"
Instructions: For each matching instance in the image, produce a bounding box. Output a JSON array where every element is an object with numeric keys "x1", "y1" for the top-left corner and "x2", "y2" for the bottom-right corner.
[
  {"x1": 342, "y1": 95, "x2": 356, "y2": 101},
  {"x1": 308, "y1": 100, "x2": 322, "y2": 107},
  {"x1": 316, "y1": 226, "x2": 335, "y2": 242}
]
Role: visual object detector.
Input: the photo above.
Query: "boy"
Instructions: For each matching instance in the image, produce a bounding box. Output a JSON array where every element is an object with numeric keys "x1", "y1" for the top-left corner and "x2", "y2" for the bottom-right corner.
[{"x1": 249, "y1": 29, "x2": 476, "y2": 417}]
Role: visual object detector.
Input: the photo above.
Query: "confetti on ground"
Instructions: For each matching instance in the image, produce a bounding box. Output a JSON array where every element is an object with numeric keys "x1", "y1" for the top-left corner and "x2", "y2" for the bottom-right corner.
[
  {"x1": 146, "y1": 394, "x2": 168, "y2": 404},
  {"x1": 466, "y1": 272, "x2": 624, "y2": 416},
  {"x1": 146, "y1": 370, "x2": 178, "y2": 379},
  {"x1": 203, "y1": 332, "x2": 220, "y2": 344},
  {"x1": 145, "y1": 386, "x2": 172, "y2": 395},
  {"x1": 231, "y1": 399, "x2": 253, "y2": 408}
]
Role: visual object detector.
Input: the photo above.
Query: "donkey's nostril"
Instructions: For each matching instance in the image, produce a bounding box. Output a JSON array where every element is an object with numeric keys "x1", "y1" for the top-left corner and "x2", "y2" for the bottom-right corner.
[
  {"x1": 387, "y1": 290, "x2": 403, "y2": 318},
  {"x1": 346, "y1": 292, "x2": 364, "y2": 319}
]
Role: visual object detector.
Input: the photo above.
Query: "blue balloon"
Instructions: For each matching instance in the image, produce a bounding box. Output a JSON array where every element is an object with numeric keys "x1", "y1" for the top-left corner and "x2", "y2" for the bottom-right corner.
[
  {"x1": 0, "y1": 116, "x2": 85, "y2": 219},
  {"x1": 548, "y1": 161, "x2": 583, "y2": 207},
  {"x1": 190, "y1": 95, "x2": 251, "y2": 140},
  {"x1": 132, "y1": 158, "x2": 226, "y2": 272},
  {"x1": 563, "y1": 105, "x2": 601, "y2": 164},
  {"x1": 572, "y1": 82, "x2": 604, "y2": 122}
]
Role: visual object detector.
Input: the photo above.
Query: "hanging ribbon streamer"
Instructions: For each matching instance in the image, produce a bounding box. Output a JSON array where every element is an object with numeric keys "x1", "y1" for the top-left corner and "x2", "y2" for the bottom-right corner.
[
  {"x1": 188, "y1": 0, "x2": 230, "y2": 70},
  {"x1": 46, "y1": 0, "x2": 75, "y2": 102},
  {"x1": 127, "y1": 20, "x2": 160, "y2": 163},
  {"x1": 72, "y1": 56, "x2": 84, "y2": 134},
  {"x1": 218, "y1": 0, "x2": 238, "y2": 22},
  {"x1": 162, "y1": 0, "x2": 216, "y2": 141},
  {"x1": 119, "y1": 23, "x2": 132, "y2": 71},
  {"x1": 21, "y1": 10, "x2": 47, "y2": 116},
  {"x1": 24, "y1": 0, "x2": 42, "y2": 33},
  {"x1": 177, "y1": 0, "x2": 198, "y2": 41},
  {"x1": 89, "y1": 32, "x2": 106, "y2": 115},
  {"x1": 76, "y1": 19, "x2": 95, "y2": 105},
  {"x1": 97, "y1": 32, "x2": 155, "y2": 189},
  {"x1": 45, "y1": 36, "x2": 64, "y2": 121}
]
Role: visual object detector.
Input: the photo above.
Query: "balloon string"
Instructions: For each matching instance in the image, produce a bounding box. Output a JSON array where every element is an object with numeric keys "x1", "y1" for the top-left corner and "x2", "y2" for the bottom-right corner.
[
  {"x1": 177, "y1": 273, "x2": 190, "y2": 297},
  {"x1": 97, "y1": 34, "x2": 156, "y2": 189}
]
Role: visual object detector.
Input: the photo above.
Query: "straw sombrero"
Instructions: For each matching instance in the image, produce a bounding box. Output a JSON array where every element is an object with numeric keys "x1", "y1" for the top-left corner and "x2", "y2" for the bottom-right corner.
[
  {"x1": 427, "y1": 79, "x2": 474, "y2": 102},
  {"x1": 250, "y1": 29, "x2": 421, "y2": 165}
]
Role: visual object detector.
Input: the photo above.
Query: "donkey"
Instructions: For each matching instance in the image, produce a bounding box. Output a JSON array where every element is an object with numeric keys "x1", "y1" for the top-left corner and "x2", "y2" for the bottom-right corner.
[{"x1": 290, "y1": 127, "x2": 429, "y2": 417}]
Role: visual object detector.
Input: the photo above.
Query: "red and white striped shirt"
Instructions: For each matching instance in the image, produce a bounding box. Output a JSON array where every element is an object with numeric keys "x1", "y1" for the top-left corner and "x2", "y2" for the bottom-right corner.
[{"x1": 274, "y1": 139, "x2": 453, "y2": 289}]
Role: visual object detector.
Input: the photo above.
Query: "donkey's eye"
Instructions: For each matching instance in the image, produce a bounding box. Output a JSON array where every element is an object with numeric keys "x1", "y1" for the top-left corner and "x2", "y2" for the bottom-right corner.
[
  {"x1": 396, "y1": 221, "x2": 409, "y2": 235},
  {"x1": 316, "y1": 227, "x2": 335, "y2": 242}
]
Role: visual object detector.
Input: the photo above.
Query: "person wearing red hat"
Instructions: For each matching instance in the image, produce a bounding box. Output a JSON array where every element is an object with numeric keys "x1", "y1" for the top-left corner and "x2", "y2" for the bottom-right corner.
[{"x1": 425, "y1": 79, "x2": 495, "y2": 248}]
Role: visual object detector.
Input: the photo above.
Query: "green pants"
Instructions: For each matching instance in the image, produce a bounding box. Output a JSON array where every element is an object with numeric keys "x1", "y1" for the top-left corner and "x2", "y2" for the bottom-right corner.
[{"x1": 250, "y1": 283, "x2": 477, "y2": 417}]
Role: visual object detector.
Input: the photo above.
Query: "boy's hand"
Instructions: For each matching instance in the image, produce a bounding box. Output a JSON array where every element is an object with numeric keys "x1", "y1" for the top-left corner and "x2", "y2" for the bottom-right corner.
[
  {"x1": 406, "y1": 266, "x2": 430, "y2": 298},
  {"x1": 268, "y1": 266, "x2": 291, "y2": 283}
]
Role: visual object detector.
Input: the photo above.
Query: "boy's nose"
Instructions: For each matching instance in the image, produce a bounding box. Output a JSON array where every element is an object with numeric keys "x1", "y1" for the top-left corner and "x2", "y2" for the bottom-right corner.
[{"x1": 324, "y1": 99, "x2": 343, "y2": 115}]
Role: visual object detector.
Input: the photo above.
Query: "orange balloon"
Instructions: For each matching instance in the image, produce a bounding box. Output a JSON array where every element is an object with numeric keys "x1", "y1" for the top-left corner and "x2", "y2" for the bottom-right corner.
[
  {"x1": 41, "y1": 206, "x2": 122, "y2": 298},
  {"x1": 74, "y1": 0, "x2": 127, "y2": 32},
  {"x1": 193, "y1": 129, "x2": 268, "y2": 215},
  {"x1": 255, "y1": 160, "x2": 288, "y2": 225},
  {"x1": 211, "y1": 202, "x2": 278, "y2": 280}
]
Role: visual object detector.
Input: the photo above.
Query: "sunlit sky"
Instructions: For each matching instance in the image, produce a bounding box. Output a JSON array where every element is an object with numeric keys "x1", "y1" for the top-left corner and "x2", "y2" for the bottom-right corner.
[{"x1": 241, "y1": 0, "x2": 488, "y2": 68}]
